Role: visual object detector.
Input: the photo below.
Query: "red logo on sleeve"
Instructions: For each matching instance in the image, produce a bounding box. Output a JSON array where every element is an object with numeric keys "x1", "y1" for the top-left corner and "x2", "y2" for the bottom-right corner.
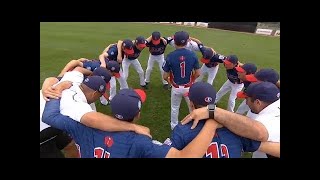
[{"x1": 104, "y1": 136, "x2": 114, "y2": 147}]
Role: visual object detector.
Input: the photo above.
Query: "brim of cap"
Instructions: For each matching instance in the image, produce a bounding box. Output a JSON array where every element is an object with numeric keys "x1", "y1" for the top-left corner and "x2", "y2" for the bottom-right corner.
[
  {"x1": 152, "y1": 39, "x2": 160, "y2": 45},
  {"x1": 114, "y1": 73, "x2": 121, "y2": 78},
  {"x1": 124, "y1": 48, "x2": 134, "y2": 55},
  {"x1": 223, "y1": 60, "x2": 233, "y2": 65},
  {"x1": 245, "y1": 74, "x2": 258, "y2": 82},
  {"x1": 200, "y1": 58, "x2": 210, "y2": 64},
  {"x1": 137, "y1": 43, "x2": 146, "y2": 48},
  {"x1": 134, "y1": 89, "x2": 147, "y2": 103},
  {"x1": 235, "y1": 66, "x2": 246, "y2": 73},
  {"x1": 237, "y1": 91, "x2": 248, "y2": 99}
]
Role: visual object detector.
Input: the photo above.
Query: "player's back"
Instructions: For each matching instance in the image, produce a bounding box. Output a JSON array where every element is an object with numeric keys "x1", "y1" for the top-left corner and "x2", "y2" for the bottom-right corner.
[
  {"x1": 68, "y1": 123, "x2": 165, "y2": 158},
  {"x1": 165, "y1": 49, "x2": 198, "y2": 85},
  {"x1": 170, "y1": 120, "x2": 259, "y2": 158}
]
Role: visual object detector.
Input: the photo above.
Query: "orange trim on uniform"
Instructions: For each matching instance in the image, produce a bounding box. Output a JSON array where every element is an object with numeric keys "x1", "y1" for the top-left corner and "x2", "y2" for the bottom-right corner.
[{"x1": 134, "y1": 89, "x2": 147, "y2": 103}]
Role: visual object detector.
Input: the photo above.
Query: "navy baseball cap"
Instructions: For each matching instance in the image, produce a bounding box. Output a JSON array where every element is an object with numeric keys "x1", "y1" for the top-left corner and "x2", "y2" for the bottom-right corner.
[
  {"x1": 110, "y1": 89, "x2": 147, "y2": 121},
  {"x1": 200, "y1": 48, "x2": 214, "y2": 64},
  {"x1": 122, "y1": 39, "x2": 134, "y2": 55},
  {"x1": 238, "y1": 82, "x2": 280, "y2": 103},
  {"x1": 235, "y1": 63, "x2": 257, "y2": 75},
  {"x1": 152, "y1": 31, "x2": 161, "y2": 45},
  {"x1": 92, "y1": 67, "x2": 112, "y2": 83},
  {"x1": 224, "y1": 55, "x2": 238, "y2": 65},
  {"x1": 187, "y1": 82, "x2": 216, "y2": 106},
  {"x1": 135, "y1": 36, "x2": 146, "y2": 48},
  {"x1": 246, "y1": 68, "x2": 279, "y2": 84},
  {"x1": 82, "y1": 76, "x2": 107, "y2": 94},
  {"x1": 173, "y1": 31, "x2": 189, "y2": 46},
  {"x1": 106, "y1": 61, "x2": 121, "y2": 78}
]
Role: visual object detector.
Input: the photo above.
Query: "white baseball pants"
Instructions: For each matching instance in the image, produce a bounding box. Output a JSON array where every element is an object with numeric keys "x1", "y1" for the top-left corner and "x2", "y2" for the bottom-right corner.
[
  {"x1": 122, "y1": 58, "x2": 146, "y2": 86},
  {"x1": 170, "y1": 86, "x2": 192, "y2": 130},
  {"x1": 215, "y1": 80, "x2": 244, "y2": 112},
  {"x1": 235, "y1": 99, "x2": 250, "y2": 115},
  {"x1": 145, "y1": 54, "x2": 168, "y2": 85},
  {"x1": 195, "y1": 64, "x2": 219, "y2": 85}
]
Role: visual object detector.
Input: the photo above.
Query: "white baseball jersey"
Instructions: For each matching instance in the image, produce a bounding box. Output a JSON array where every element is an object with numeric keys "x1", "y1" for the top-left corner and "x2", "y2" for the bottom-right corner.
[
  {"x1": 246, "y1": 99, "x2": 280, "y2": 158},
  {"x1": 40, "y1": 71, "x2": 95, "y2": 132},
  {"x1": 168, "y1": 38, "x2": 200, "y2": 52}
]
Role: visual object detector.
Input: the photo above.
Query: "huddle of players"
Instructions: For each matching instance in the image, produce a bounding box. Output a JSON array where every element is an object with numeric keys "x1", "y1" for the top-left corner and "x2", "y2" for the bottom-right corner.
[{"x1": 41, "y1": 30, "x2": 280, "y2": 158}]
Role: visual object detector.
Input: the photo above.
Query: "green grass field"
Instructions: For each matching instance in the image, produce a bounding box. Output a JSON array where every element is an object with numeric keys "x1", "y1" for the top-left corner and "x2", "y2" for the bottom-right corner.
[{"x1": 40, "y1": 22, "x2": 280, "y2": 157}]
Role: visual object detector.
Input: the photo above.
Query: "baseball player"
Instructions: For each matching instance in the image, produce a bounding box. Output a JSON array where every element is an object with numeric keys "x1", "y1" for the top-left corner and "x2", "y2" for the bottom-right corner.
[
  {"x1": 162, "y1": 31, "x2": 201, "y2": 130},
  {"x1": 234, "y1": 63, "x2": 258, "y2": 115},
  {"x1": 42, "y1": 88, "x2": 220, "y2": 158},
  {"x1": 98, "y1": 42, "x2": 131, "y2": 104},
  {"x1": 195, "y1": 47, "x2": 226, "y2": 85},
  {"x1": 237, "y1": 82, "x2": 280, "y2": 158},
  {"x1": 214, "y1": 55, "x2": 244, "y2": 112},
  {"x1": 144, "y1": 31, "x2": 170, "y2": 90},
  {"x1": 116, "y1": 37, "x2": 147, "y2": 89},
  {"x1": 58, "y1": 58, "x2": 101, "y2": 77},
  {"x1": 167, "y1": 82, "x2": 280, "y2": 158},
  {"x1": 167, "y1": 36, "x2": 202, "y2": 52},
  {"x1": 245, "y1": 68, "x2": 280, "y2": 88}
]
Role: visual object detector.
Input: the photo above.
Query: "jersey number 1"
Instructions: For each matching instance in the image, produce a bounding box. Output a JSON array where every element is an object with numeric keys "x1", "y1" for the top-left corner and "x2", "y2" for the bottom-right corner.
[{"x1": 180, "y1": 61, "x2": 185, "y2": 78}]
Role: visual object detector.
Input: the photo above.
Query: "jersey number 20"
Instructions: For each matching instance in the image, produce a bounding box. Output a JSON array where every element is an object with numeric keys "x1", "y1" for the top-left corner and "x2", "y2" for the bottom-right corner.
[{"x1": 180, "y1": 61, "x2": 185, "y2": 78}]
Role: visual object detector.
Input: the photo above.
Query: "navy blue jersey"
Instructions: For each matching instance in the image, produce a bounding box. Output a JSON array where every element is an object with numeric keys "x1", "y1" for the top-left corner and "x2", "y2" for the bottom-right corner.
[
  {"x1": 162, "y1": 48, "x2": 200, "y2": 86},
  {"x1": 127, "y1": 45, "x2": 143, "y2": 60},
  {"x1": 42, "y1": 99, "x2": 171, "y2": 158},
  {"x1": 226, "y1": 68, "x2": 242, "y2": 84},
  {"x1": 206, "y1": 54, "x2": 225, "y2": 68},
  {"x1": 106, "y1": 44, "x2": 119, "y2": 61},
  {"x1": 82, "y1": 59, "x2": 101, "y2": 71},
  {"x1": 146, "y1": 39, "x2": 167, "y2": 55},
  {"x1": 170, "y1": 121, "x2": 260, "y2": 158}
]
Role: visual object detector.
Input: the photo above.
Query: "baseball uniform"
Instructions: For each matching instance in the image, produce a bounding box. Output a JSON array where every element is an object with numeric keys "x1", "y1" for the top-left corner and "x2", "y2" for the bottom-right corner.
[
  {"x1": 215, "y1": 55, "x2": 244, "y2": 112},
  {"x1": 121, "y1": 37, "x2": 147, "y2": 87},
  {"x1": 144, "y1": 31, "x2": 169, "y2": 86},
  {"x1": 162, "y1": 31, "x2": 200, "y2": 130}
]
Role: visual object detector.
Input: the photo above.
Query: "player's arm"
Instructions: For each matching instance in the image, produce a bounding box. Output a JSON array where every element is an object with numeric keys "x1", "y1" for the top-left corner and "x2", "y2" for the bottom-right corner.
[
  {"x1": 165, "y1": 119, "x2": 219, "y2": 158},
  {"x1": 117, "y1": 40, "x2": 124, "y2": 63},
  {"x1": 41, "y1": 77, "x2": 60, "y2": 101},
  {"x1": 73, "y1": 67, "x2": 93, "y2": 76},
  {"x1": 258, "y1": 141, "x2": 280, "y2": 158},
  {"x1": 192, "y1": 54, "x2": 201, "y2": 79},
  {"x1": 189, "y1": 37, "x2": 202, "y2": 45},
  {"x1": 99, "y1": 44, "x2": 112, "y2": 68},
  {"x1": 146, "y1": 35, "x2": 152, "y2": 42},
  {"x1": 160, "y1": 37, "x2": 167, "y2": 45},
  {"x1": 181, "y1": 106, "x2": 269, "y2": 142},
  {"x1": 58, "y1": 59, "x2": 84, "y2": 77},
  {"x1": 162, "y1": 57, "x2": 171, "y2": 83}
]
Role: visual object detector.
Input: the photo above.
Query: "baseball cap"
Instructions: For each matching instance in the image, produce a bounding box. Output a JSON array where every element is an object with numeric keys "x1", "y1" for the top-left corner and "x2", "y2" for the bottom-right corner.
[
  {"x1": 92, "y1": 67, "x2": 112, "y2": 83},
  {"x1": 151, "y1": 31, "x2": 161, "y2": 45},
  {"x1": 122, "y1": 39, "x2": 134, "y2": 55},
  {"x1": 135, "y1": 36, "x2": 146, "y2": 48},
  {"x1": 110, "y1": 89, "x2": 147, "y2": 121},
  {"x1": 173, "y1": 31, "x2": 189, "y2": 46},
  {"x1": 245, "y1": 68, "x2": 280, "y2": 84},
  {"x1": 106, "y1": 61, "x2": 121, "y2": 78},
  {"x1": 188, "y1": 82, "x2": 216, "y2": 106},
  {"x1": 224, "y1": 55, "x2": 238, "y2": 65},
  {"x1": 200, "y1": 48, "x2": 214, "y2": 64},
  {"x1": 235, "y1": 63, "x2": 257, "y2": 75},
  {"x1": 82, "y1": 76, "x2": 107, "y2": 94},
  {"x1": 237, "y1": 82, "x2": 280, "y2": 103}
]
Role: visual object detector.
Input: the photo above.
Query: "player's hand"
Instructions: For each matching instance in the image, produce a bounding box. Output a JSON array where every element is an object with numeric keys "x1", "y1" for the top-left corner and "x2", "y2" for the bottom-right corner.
[
  {"x1": 42, "y1": 86, "x2": 61, "y2": 101},
  {"x1": 133, "y1": 124, "x2": 152, "y2": 138},
  {"x1": 161, "y1": 37, "x2": 167, "y2": 45},
  {"x1": 100, "y1": 64, "x2": 106, "y2": 68},
  {"x1": 181, "y1": 107, "x2": 209, "y2": 129}
]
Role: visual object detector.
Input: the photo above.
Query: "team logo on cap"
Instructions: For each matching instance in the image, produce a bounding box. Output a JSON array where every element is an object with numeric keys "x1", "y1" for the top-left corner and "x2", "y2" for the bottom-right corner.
[
  {"x1": 204, "y1": 97, "x2": 213, "y2": 103},
  {"x1": 86, "y1": 67, "x2": 91, "y2": 70},
  {"x1": 277, "y1": 93, "x2": 280, "y2": 98},
  {"x1": 100, "y1": 76, "x2": 105, "y2": 80},
  {"x1": 115, "y1": 114, "x2": 123, "y2": 119},
  {"x1": 181, "y1": 40, "x2": 185, "y2": 43},
  {"x1": 99, "y1": 85, "x2": 105, "y2": 92},
  {"x1": 111, "y1": 67, "x2": 115, "y2": 71},
  {"x1": 84, "y1": 78, "x2": 89, "y2": 82},
  {"x1": 138, "y1": 101, "x2": 141, "y2": 110},
  {"x1": 110, "y1": 51, "x2": 114, "y2": 55}
]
